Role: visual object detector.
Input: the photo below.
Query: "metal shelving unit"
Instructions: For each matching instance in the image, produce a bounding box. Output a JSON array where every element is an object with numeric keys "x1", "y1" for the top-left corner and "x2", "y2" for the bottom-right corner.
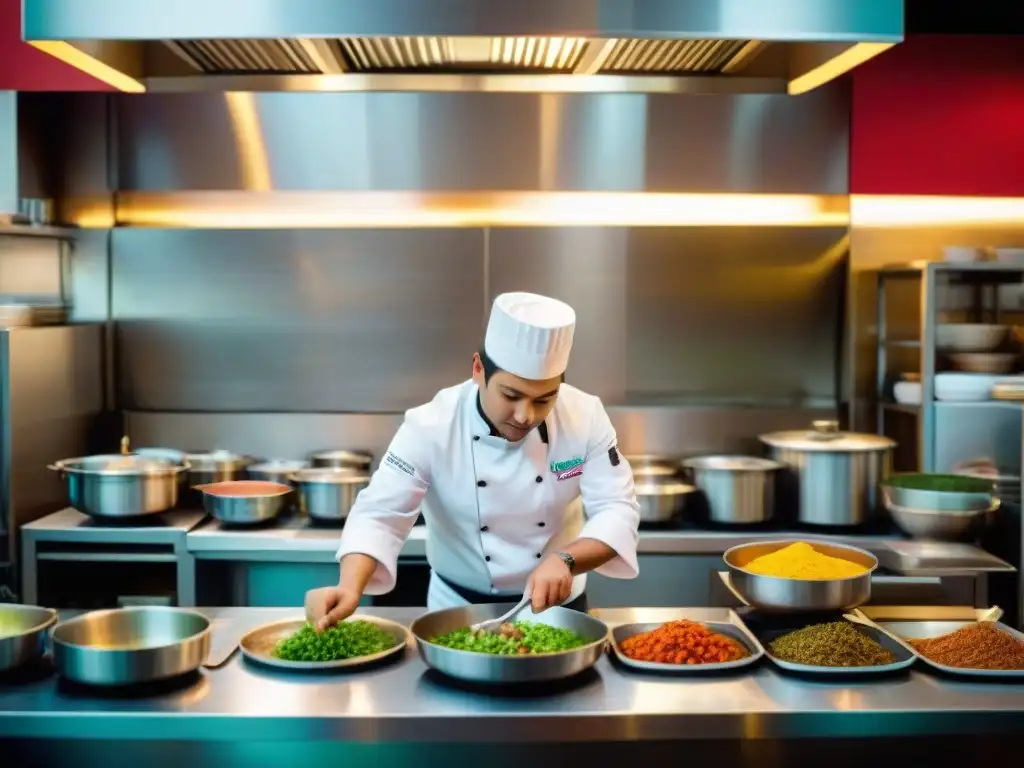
[{"x1": 876, "y1": 261, "x2": 1024, "y2": 472}]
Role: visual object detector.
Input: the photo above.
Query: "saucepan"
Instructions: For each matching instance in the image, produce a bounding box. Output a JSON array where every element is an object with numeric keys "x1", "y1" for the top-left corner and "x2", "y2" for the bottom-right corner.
[
  {"x1": 49, "y1": 454, "x2": 189, "y2": 518},
  {"x1": 290, "y1": 467, "x2": 370, "y2": 520}
]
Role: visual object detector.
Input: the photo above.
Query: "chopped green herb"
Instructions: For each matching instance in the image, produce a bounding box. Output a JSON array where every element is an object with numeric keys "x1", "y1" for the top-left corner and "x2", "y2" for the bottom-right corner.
[
  {"x1": 273, "y1": 620, "x2": 395, "y2": 662},
  {"x1": 430, "y1": 621, "x2": 588, "y2": 655}
]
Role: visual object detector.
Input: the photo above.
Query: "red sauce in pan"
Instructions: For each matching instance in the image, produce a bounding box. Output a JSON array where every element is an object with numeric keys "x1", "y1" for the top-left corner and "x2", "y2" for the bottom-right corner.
[{"x1": 197, "y1": 480, "x2": 291, "y2": 497}]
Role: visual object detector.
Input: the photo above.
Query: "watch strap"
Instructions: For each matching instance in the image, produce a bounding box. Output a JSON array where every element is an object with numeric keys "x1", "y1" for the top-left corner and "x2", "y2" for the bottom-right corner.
[{"x1": 555, "y1": 551, "x2": 576, "y2": 573}]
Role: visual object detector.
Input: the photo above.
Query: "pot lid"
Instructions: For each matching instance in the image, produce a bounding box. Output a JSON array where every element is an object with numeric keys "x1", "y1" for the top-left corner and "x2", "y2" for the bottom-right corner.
[
  {"x1": 682, "y1": 456, "x2": 783, "y2": 471},
  {"x1": 292, "y1": 467, "x2": 370, "y2": 484},
  {"x1": 759, "y1": 420, "x2": 895, "y2": 452}
]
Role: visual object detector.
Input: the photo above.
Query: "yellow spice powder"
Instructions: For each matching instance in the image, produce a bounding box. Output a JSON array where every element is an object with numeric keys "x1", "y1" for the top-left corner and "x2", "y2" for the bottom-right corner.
[{"x1": 743, "y1": 542, "x2": 867, "y2": 580}]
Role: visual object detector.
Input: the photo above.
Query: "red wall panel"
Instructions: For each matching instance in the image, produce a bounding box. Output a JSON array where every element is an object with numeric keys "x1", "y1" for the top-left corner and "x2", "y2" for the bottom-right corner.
[
  {"x1": 0, "y1": 0, "x2": 114, "y2": 90},
  {"x1": 851, "y1": 35, "x2": 1024, "y2": 196}
]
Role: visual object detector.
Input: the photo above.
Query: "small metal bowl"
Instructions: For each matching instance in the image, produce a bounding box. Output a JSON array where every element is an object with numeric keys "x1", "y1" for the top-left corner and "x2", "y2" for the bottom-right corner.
[
  {"x1": 0, "y1": 604, "x2": 57, "y2": 672},
  {"x1": 887, "y1": 499, "x2": 999, "y2": 542},
  {"x1": 195, "y1": 480, "x2": 293, "y2": 525},
  {"x1": 723, "y1": 540, "x2": 877, "y2": 612},
  {"x1": 52, "y1": 607, "x2": 210, "y2": 686}
]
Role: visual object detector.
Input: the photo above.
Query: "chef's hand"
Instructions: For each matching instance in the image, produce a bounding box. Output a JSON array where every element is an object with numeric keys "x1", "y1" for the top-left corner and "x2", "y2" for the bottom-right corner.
[
  {"x1": 304, "y1": 585, "x2": 360, "y2": 631},
  {"x1": 526, "y1": 554, "x2": 573, "y2": 613}
]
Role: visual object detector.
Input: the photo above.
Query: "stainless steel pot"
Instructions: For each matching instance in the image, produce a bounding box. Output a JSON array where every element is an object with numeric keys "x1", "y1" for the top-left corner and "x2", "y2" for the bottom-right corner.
[
  {"x1": 185, "y1": 450, "x2": 256, "y2": 485},
  {"x1": 49, "y1": 455, "x2": 189, "y2": 518},
  {"x1": 635, "y1": 477, "x2": 698, "y2": 522},
  {"x1": 759, "y1": 420, "x2": 895, "y2": 526},
  {"x1": 290, "y1": 467, "x2": 369, "y2": 520},
  {"x1": 723, "y1": 540, "x2": 877, "y2": 612},
  {"x1": 0, "y1": 604, "x2": 57, "y2": 672},
  {"x1": 309, "y1": 449, "x2": 373, "y2": 471},
  {"x1": 681, "y1": 455, "x2": 783, "y2": 524},
  {"x1": 625, "y1": 455, "x2": 682, "y2": 479},
  {"x1": 195, "y1": 480, "x2": 293, "y2": 525},
  {"x1": 247, "y1": 459, "x2": 310, "y2": 485},
  {"x1": 410, "y1": 604, "x2": 608, "y2": 684},
  {"x1": 52, "y1": 607, "x2": 210, "y2": 686}
]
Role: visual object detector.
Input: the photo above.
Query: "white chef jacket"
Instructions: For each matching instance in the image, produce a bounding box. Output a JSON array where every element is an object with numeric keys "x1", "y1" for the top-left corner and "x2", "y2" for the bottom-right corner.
[{"x1": 335, "y1": 379, "x2": 640, "y2": 610}]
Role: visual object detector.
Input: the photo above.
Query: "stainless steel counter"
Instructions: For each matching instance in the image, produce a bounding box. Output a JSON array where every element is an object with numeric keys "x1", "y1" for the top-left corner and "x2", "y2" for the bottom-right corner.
[{"x1": 3, "y1": 607, "x2": 1024, "y2": 745}]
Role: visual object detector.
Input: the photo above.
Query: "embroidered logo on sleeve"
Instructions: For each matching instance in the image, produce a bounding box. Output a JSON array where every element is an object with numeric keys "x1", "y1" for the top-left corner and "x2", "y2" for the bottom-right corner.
[
  {"x1": 550, "y1": 456, "x2": 584, "y2": 481},
  {"x1": 385, "y1": 451, "x2": 416, "y2": 477}
]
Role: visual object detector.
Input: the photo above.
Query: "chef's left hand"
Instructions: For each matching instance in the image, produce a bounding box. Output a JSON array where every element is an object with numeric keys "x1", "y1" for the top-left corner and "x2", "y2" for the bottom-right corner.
[{"x1": 526, "y1": 554, "x2": 572, "y2": 613}]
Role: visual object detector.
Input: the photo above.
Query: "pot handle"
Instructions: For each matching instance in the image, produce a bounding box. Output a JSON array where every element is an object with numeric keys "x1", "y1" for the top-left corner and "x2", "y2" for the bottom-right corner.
[{"x1": 46, "y1": 463, "x2": 67, "y2": 477}]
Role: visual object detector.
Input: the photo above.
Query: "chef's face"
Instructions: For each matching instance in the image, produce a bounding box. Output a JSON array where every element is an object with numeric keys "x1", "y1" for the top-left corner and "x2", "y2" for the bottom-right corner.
[{"x1": 472, "y1": 353, "x2": 561, "y2": 442}]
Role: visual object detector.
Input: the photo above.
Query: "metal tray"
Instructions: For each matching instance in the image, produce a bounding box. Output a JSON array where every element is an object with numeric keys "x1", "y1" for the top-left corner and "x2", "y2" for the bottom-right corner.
[
  {"x1": 609, "y1": 616, "x2": 764, "y2": 674},
  {"x1": 239, "y1": 615, "x2": 409, "y2": 671},
  {"x1": 738, "y1": 610, "x2": 916, "y2": 675},
  {"x1": 874, "y1": 619, "x2": 1024, "y2": 679}
]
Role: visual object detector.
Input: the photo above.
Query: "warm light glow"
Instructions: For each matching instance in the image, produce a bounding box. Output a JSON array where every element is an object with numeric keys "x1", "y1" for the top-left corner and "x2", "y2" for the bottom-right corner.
[
  {"x1": 28, "y1": 41, "x2": 146, "y2": 92},
  {"x1": 788, "y1": 42, "x2": 893, "y2": 96},
  {"x1": 225, "y1": 93, "x2": 272, "y2": 191},
  {"x1": 67, "y1": 192, "x2": 850, "y2": 229},
  {"x1": 852, "y1": 195, "x2": 1024, "y2": 228}
]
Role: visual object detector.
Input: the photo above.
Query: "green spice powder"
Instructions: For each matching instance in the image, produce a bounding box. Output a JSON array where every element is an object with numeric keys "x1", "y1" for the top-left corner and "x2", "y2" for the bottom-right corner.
[{"x1": 769, "y1": 622, "x2": 897, "y2": 667}]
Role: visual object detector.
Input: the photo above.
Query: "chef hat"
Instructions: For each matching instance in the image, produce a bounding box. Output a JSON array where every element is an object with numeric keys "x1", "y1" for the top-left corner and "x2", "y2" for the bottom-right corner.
[{"x1": 484, "y1": 292, "x2": 576, "y2": 380}]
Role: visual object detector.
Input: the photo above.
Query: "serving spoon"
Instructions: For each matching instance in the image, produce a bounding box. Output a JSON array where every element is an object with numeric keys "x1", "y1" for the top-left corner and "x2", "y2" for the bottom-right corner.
[{"x1": 469, "y1": 589, "x2": 533, "y2": 633}]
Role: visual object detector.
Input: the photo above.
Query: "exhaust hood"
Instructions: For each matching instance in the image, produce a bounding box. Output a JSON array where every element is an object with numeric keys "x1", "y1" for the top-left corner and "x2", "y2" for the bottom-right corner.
[{"x1": 23, "y1": 0, "x2": 902, "y2": 95}]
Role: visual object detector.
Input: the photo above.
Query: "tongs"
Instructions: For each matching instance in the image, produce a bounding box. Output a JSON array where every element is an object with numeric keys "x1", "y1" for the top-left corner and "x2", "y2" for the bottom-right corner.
[{"x1": 469, "y1": 589, "x2": 533, "y2": 633}]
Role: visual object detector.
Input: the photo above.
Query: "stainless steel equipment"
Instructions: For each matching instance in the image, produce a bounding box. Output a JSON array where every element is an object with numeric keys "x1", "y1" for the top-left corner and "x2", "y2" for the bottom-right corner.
[
  {"x1": 238, "y1": 615, "x2": 409, "y2": 670},
  {"x1": 195, "y1": 480, "x2": 293, "y2": 525},
  {"x1": 290, "y1": 468, "x2": 369, "y2": 520},
  {"x1": 886, "y1": 500, "x2": 999, "y2": 542},
  {"x1": 723, "y1": 540, "x2": 877, "y2": 612},
  {"x1": 309, "y1": 450, "x2": 373, "y2": 472},
  {"x1": 48, "y1": 455, "x2": 189, "y2": 518},
  {"x1": 410, "y1": 604, "x2": 608, "y2": 684},
  {"x1": 247, "y1": 460, "x2": 310, "y2": 485},
  {"x1": 52, "y1": 607, "x2": 211, "y2": 685},
  {"x1": 760, "y1": 420, "x2": 895, "y2": 526},
  {"x1": 681, "y1": 455, "x2": 783, "y2": 524},
  {"x1": 186, "y1": 450, "x2": 256, "y2": 485},
  {"x1": 24, "y1": 1, "x2": 903, "y2": 96},
  {"x1": 0, "y1": 603, "x2": 57, "y2": 671},
  {"x1": 635, "y1": 478, "x2": 698, "y2": 523}
]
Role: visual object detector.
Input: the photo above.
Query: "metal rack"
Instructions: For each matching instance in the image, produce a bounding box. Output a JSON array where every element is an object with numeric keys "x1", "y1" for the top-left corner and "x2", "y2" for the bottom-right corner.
[{"x1": 876, "y1": 261, "x2": 1024, "y2": 472}]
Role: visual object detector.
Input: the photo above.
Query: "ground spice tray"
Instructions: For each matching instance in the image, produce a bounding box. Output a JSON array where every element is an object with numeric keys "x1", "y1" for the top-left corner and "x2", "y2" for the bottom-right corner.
[
  {"x1": 873, "y1": 619, "x2": 1024, "y2": 680},
  {"x1": 737, "y1": 610, "x2": 916, "y2": 676},
  {"x1": 609, "y1": 616, "x2": 765, "y2": 674}
]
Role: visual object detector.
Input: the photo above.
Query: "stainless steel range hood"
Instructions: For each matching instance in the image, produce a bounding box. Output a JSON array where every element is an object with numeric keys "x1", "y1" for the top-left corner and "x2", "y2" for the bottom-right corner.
[{"x1": 23, "y1": 0, "x2": 903, "y2": 95}]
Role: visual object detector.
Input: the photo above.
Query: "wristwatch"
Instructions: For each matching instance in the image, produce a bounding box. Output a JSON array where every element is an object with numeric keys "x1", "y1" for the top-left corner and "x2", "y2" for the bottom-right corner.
[{"x1": 555, "y1": 551, "x2": 576, "y2": 574}]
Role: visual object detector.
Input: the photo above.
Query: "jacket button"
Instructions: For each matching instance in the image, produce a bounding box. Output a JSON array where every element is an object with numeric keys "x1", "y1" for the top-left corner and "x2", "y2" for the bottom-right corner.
[
  {"x1": 485, "y1": 555, "x2": 491, "y2": 562},
  {"x1": 538, "y1": 521, "x2": 546, "y2": 527},
  {"x1": 535, "y1": 475, "x2": 543, "y2": 483},
  {"x1": 473, "y1": 436, "x2": 480, "y2": 441},
  {"x1": 480, "y1": 525, "x2": 489, "y2": 532},
  {"x1": 535, "y1": 553, "x2": 542, "y2": 558},
  {"x1": 477, "y1": 480, "x2": 487, "y2": 488}
]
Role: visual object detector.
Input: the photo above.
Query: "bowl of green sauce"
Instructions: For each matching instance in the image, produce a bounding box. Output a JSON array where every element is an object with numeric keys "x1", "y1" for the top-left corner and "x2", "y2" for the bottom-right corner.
[{"x1": 882, "y1": 473, "x2": 996, "y2": 513}]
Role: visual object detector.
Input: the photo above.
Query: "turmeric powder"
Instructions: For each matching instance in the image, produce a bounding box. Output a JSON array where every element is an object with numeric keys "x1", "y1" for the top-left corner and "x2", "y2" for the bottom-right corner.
[{"x1": 743, "y1": 542, "x2": 867, "y2": 580}]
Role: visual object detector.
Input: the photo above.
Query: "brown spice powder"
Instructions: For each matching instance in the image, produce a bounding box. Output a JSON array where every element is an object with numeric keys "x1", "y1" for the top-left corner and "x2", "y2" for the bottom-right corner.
[{"x1": 909, "y1": 622, "x2": 1024, "y2": 670}]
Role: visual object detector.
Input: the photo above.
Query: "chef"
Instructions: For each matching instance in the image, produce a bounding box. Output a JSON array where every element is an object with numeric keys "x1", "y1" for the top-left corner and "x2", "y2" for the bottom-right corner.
[{"x1": 306, "y1": 292, "x2": 640, "y2": 629}]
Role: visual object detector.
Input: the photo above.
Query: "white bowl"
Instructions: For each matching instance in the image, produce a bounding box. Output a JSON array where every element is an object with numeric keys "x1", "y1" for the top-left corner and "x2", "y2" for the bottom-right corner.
[
  {"x1": 950, "y1": 352, "x2": 1018, "y2": 374},
  {"x1": 936, "y1": 323, "x2": 1008, "y2": 352},
  {"x1": 943, "y1": 246, "x2": 984, "y2": 263},
  {"x1": 994, "y1": 247, "x2": 1024, "y2": 264},
  {"x1": 893, "y1": 381, "x2": 922, "y2": 405},
  {"x1": 934, "y1": 372, "x2": 997, "y2": 401}
]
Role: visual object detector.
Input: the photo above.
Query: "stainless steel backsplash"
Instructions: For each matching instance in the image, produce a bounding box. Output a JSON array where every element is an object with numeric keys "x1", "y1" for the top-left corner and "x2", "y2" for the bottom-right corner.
[{"x1": 48, "y1": 88, "x2": 849, "y2": 455}]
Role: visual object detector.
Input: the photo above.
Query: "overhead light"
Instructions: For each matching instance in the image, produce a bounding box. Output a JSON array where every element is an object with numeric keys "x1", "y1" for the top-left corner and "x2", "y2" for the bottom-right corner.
[{"x1": 852, "y1": 195, "x2": 1024, "y2": 227}]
